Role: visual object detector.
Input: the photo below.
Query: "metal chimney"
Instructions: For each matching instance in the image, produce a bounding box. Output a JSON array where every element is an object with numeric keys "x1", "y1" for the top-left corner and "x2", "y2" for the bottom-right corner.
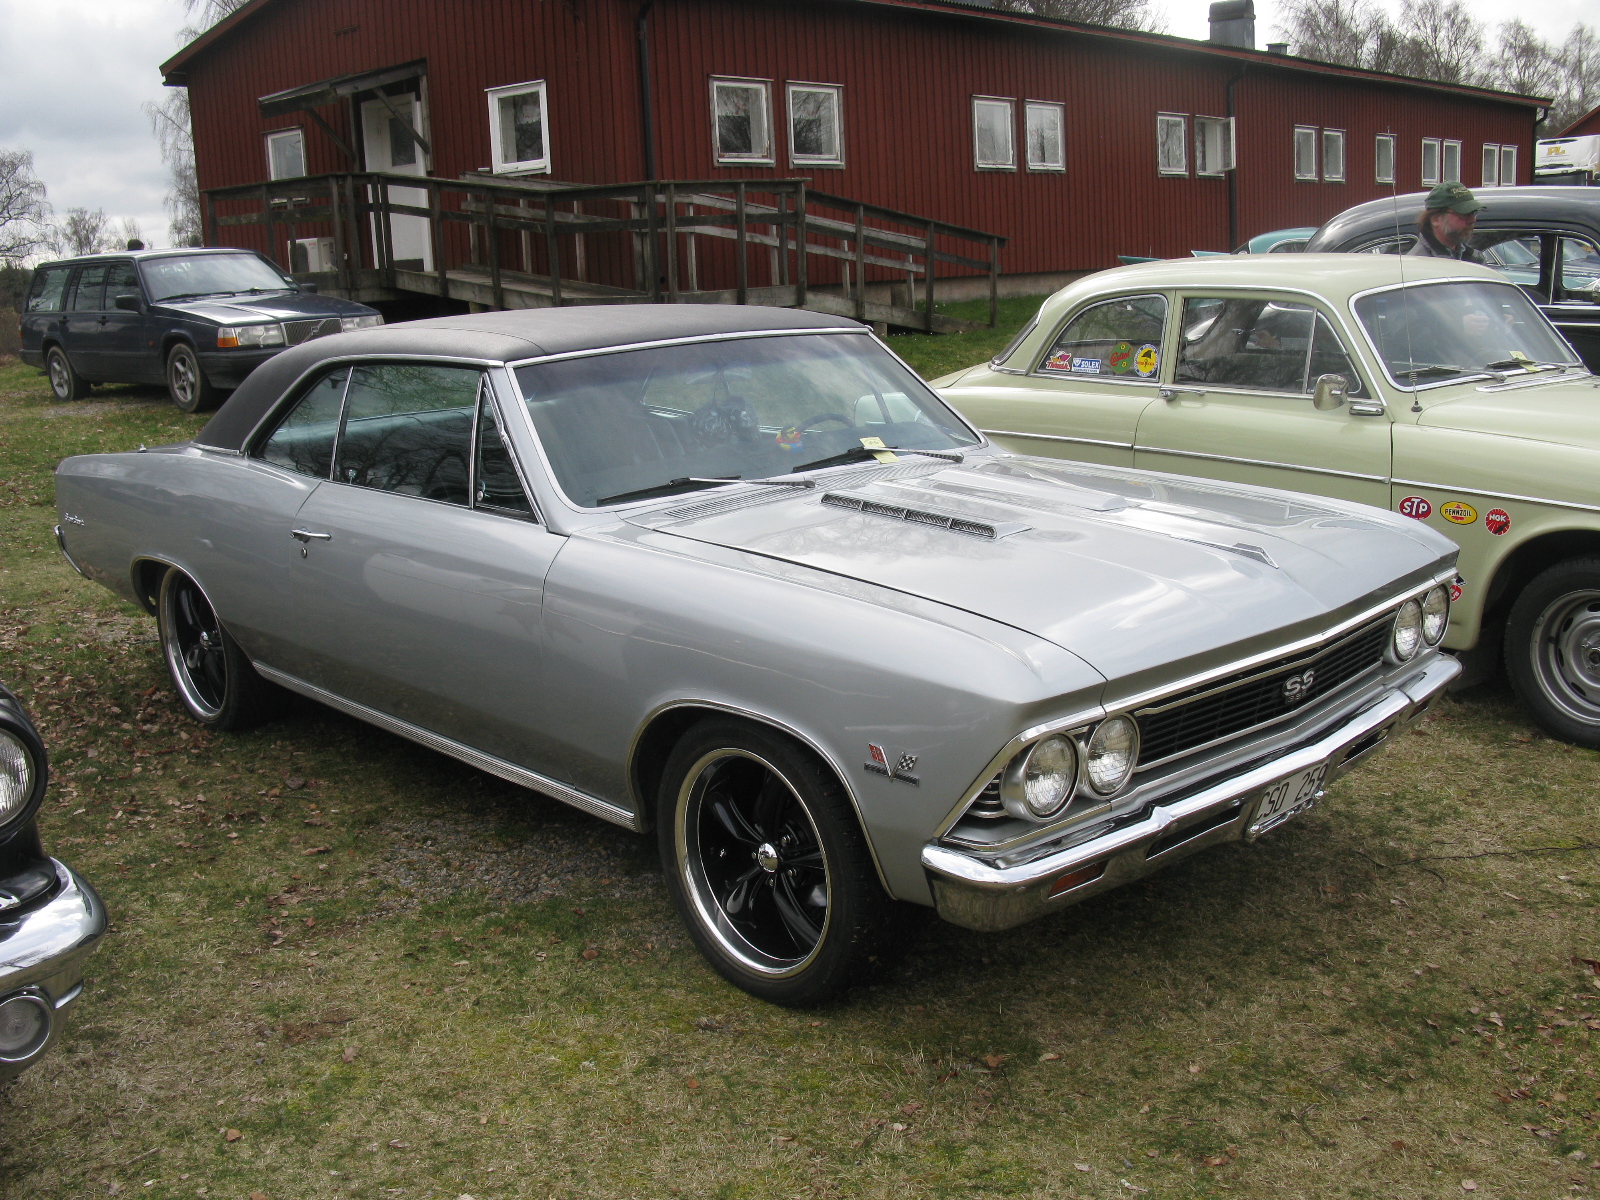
[{"x1": 1208, "y1": 0, "x2": 1255, "y2": 49}]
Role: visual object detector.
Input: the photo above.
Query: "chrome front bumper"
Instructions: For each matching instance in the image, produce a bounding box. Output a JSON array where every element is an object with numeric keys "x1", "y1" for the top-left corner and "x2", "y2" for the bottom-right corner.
[
  {"x1": 921, "y1": 654, "x2": 1459, "y2": 933},
  {"x1": 0, "y1": 860, "x2": 108, "y2": 1081}
]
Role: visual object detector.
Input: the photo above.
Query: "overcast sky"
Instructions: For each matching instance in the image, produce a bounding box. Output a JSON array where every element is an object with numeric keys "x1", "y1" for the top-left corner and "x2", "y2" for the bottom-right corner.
[{"x1": 0, "y1": 0, "x2": 1590, "y2": 252}]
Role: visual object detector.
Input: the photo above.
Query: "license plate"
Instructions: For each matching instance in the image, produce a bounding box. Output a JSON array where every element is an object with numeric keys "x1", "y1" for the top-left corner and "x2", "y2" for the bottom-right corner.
[{"x1": 1249, "y1": 762, "x2": 1329, "y2": 838}]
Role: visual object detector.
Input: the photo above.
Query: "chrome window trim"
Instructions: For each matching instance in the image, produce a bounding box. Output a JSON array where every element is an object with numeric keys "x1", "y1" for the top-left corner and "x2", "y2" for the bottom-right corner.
[
  {"x1": 981, "y1": 428, "x2": 1132, "y2": 450},
  {"x1": 504, "y1": 326, "x2": 867, "y2": 371},
  {"x1": 1391, "y1": 478, "x2": 1600, "y2": 516},
  {"x1": 1027, "y1": 290, "x2": 1171, "y2": 382},
  {"x1": 473, "y1": 370, "x2": 546, "y2": 523},
  {"x1": 1134, "y1": 444, "x2": 1390, "y2": 484}
]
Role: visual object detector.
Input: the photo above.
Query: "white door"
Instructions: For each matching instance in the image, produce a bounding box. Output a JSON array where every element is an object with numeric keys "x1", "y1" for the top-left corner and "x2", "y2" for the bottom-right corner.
[{"x1": 361, "y1": 95, "x2": 433, "y2": 271}]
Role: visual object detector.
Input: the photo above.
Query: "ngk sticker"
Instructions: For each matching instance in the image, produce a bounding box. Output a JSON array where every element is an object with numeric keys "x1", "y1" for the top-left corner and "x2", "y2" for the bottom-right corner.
[
  {"x1": 1485, "y1": 508, "x2": 1511, "y2": 535},
  {"x1": 1398, "y1": 495, "x2": 1432, "y2": 520}
]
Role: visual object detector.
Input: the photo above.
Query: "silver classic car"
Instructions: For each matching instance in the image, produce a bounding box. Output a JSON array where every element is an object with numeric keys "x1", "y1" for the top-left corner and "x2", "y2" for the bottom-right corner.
[{"x1": 53, "y1": 306, "x2": 1459, "y2": 1005}]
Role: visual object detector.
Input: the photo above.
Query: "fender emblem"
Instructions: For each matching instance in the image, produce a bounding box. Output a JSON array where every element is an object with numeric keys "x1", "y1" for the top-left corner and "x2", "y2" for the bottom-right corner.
[
  {"x1": 62, "y1": 513, "x2": 86, "y2": 526},
  {"x1": 865, "y1": 743, "x2": 920, "y2": 786},
  {"x1": 1282, "y1": 669, "x2": 1316, "y2": 704}
]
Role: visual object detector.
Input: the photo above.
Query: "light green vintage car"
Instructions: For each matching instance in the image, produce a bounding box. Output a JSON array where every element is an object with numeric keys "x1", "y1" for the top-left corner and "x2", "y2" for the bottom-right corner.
[{"x1": 933, "y1": 254, "x2": 1600, "y2": 745}]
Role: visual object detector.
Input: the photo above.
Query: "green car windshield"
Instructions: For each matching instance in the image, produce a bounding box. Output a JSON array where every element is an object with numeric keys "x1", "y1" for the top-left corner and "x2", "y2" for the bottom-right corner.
[
  {"x1": 1354, "y1": 280, "x2": 1581, "y2": 388},
  {"x1": 514, "y1": 332, "x2": 980, "y2": 508}
]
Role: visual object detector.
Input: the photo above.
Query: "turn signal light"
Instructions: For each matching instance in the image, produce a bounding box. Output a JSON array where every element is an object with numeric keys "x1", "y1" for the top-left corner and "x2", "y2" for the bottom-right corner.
[{"x1": 1047, "y1": 862, "x2": 1106, "y2": 898}]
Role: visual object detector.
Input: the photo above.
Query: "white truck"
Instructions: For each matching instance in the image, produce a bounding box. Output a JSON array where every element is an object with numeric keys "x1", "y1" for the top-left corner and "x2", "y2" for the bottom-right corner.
[{"x1": 1537, "y1": 134, "x2": 1600, "y2": 185}]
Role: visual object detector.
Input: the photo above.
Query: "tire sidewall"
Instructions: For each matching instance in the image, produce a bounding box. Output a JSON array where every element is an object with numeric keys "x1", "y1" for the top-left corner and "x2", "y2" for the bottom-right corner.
[
  {"x1": 47, "y1": 347, "x2": 83, "y2": 401},
  {"x1": 165, "y1": 343, "x2": 213, "y2": 413},
  {"x1": 156, "y1": 569, "x2": 275, "y2": 731},
  {"x1": 1504, "y1": 556, "x2": 1600, "y2": 747}
]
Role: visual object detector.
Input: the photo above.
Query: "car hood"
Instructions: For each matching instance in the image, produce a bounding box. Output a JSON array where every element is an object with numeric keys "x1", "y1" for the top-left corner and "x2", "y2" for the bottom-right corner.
[
  {"x1": 1419, "y1": 377, "x2": 1600, "y2": 452},
  {"x1": 156, "y1": 293, "x2": 373, "y2": 322},
  {"x1": 622, "y1": 456, "x2": 1453, "y2": 689}
]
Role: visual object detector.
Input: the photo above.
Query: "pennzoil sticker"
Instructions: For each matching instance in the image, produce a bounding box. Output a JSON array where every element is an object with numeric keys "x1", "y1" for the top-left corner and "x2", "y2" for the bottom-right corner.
[
  {"x1": 865, "y1": 743, "x2": 920, "y2": 786},
  {"x1": 1108, "y1": 342, "x2": 1133, "y2": 373},
  {"x1": 1398, "y1": 495, "x2": 1432, "y2": 520},
  {"x1": 1485, "y1": 508, "x2": 1511, "y2": 535},
  {"x1": 1441, "y1": 501, "x2": 1478, "y2": 525},
  {"x1": 1134, "y1": 344, "x2": 1159, "y2": 376}
]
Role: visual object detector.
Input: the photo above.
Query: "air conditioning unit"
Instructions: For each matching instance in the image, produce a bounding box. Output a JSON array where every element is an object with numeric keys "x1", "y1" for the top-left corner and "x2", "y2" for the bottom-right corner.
[{"x1": 289, "y1": 236, "x2": 337, "y2": 273}]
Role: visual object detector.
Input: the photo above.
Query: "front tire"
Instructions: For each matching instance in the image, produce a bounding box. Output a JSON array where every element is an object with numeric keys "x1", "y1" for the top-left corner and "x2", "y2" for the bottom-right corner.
[
  {"x1": 165, "y1": 343, "x2": 220, "y2": 413},
  {"x1": 658, "y1": 719, "x2": 895, "y2": 1007},
  {"x1": 46, "y1": 346, "x2": 90, "y2": 401},
  {"x1": 157, "y1": 569, "x2": 280, "y2": 730},
  {"x1": 1504, "y1": 556, "x2": 1600, "y2": 748}
]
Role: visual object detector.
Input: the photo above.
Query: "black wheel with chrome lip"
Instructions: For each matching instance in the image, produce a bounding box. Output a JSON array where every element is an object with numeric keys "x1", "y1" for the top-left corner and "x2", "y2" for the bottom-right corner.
[
  {"x1": 658, "y1": 719, "x2": 897, "y2": 1006},
  {"x1": 156, "y1": 569, "x2": 281, "y2": 731},
  {"x1": 1505, "y1": 557, "x2": 1600, "y2": 749}
]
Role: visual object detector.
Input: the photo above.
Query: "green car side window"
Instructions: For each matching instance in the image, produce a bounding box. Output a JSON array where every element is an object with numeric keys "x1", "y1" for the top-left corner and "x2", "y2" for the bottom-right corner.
[
  {"x1": 1174, "y1": 299, "x2": 1367, "y2": 398},
  {"x1": 1036, "y1": 293, "x2": 1167, "y2": 380}
]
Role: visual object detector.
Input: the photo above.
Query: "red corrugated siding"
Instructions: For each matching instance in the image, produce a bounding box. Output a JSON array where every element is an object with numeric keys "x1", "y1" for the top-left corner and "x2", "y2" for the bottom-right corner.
[{"x1": 181, "y1": 0, "x2": 1540, "y2": 280}]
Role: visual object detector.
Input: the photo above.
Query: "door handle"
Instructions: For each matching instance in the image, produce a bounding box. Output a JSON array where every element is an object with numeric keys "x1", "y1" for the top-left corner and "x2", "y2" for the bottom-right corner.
[
  {"x1": 1158, "y1": 386, "x2": 1206, "y2": 401},
  {"x1": 290, "y1": 528, "x2": 332, "y2": 542}
]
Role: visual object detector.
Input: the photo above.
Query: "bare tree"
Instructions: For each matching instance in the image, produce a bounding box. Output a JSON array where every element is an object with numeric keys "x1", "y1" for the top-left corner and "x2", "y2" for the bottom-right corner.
[
  {"x1": 0, "y1": 148, "x2": 51, "y2": 264},
  {"x1": 1396, "y1": 0, "x2": 1486, "y2": 85},
  {"x1": 991, "y1": 0, "x2": 1165, "y2": 34},
  {"x1": 1552, "y1": 25, "x2": 1600, "y2": 131},
  {"x1": 55, "y1": 207, "x2": 116, "y2": 257},
  {"x1": 1491, "y1": 20, "x2": 1561, "y2": 102}
]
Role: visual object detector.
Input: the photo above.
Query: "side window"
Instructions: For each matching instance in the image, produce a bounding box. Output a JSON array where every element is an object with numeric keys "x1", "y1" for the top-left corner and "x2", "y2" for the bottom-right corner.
[
  {"x1": 69, "y1": 265, "x2": 108, "y2": 312},
  {"x1": 1037, "y1": 294, "x2": 1168, "y2": 379},
  {"x1": 1175, "y1": 298, "x2": 1316, "y2": 393},
  {"x1": 335, "y1": 363, "x2": 481, "y2": 504},
  {"x1": 1558, "y1": 236, "x2": 1600, "y2": 305},
  {"x1": 258, "y1": 367, "x2": 350, "y2": 479},
  {"x1": 25, "y1": 267, "x2": 70, "y2": 312},
  {"x1": 1356, "y1": 236, "x2": 1417, "y2": 255},
  {"x1": 474, "y1": 393, "x2": 535, "y2": 516},
  {"x1": 1306, "y1": 314, "x2": 1368, "y2": 398},
  {"x1": 104, "y1": 261, "x2": 140, "y2": 305}
]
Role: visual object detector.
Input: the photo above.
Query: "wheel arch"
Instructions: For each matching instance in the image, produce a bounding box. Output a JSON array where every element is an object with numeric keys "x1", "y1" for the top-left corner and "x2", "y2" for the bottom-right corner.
[
  {"x1": 1481, "y1": 528, "x2": 1600, "y2": 630},
  {"x1": 160, "y1": 331, "x2": 200, "y2": 361}
]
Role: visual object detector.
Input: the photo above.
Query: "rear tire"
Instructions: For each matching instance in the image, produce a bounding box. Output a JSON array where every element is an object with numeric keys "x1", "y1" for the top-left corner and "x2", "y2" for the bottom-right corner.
[
  {"x1": 157, "y1": 569, "x2": 281, "y2": 731},
  {"x1": 46, "y1": 346, "x2": 90, "y2": 401},
  {"x1": 1504, "y1": 556, "x2": 1600, "y2": 748},
  {"x1": 165, "y1": 343, "x2": 220, "y2": 413}
]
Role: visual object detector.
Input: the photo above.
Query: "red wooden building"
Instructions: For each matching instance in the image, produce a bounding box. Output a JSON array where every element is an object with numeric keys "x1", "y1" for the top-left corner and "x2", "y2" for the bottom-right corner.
[{"x1": 161, "y1": 0, "x2": 1547, "y2": 299}]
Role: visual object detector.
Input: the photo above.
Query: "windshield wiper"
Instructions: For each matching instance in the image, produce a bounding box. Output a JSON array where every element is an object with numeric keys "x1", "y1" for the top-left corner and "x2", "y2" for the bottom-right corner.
[
  {"x1": 1484, "y1": 358, "x2": 1571, "y2": 373},
  {"x1": 157, "y1": 290, "x2": 235, "y2": 302},
  {"x1": 597, "y1": 476, "x2": 815, "y2": 507},
  {"x1": 787, "y1": 445, "x2": 966, "y2": 474},
  {"x1": 1394, "y1": 363, "x2": 1465, "y2": 378}
]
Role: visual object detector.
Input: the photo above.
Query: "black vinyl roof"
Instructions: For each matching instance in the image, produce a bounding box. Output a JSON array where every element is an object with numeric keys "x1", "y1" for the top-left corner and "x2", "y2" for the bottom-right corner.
[
  {"x1": 194, "y1": 304, "x2": 861, "y2": 453},
  {"x1": 1306, "y1": 186, "x2": 1600, "y2": 251}
]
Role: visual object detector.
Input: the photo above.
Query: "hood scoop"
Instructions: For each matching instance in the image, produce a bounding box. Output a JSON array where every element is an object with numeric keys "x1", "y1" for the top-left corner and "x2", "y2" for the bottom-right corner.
[
  {"x1": 821, "y1": 490, "x2": 1031, "y2": 540},
  {"x1": 1174, "y1": 537, "x2": 1279, "y2": 568}
]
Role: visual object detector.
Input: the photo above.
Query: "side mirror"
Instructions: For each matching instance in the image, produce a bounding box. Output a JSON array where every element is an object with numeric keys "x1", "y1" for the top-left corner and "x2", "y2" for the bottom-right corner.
[
  {"x1": 1312, "y1": 373, "x2": 1348, "y2": 411},
  {"x1": 114, "y1": 294, "x2": 141, "y2": 312},
  {"x1": 298, "y1": 282, "x2": 319, "y2": 294}
]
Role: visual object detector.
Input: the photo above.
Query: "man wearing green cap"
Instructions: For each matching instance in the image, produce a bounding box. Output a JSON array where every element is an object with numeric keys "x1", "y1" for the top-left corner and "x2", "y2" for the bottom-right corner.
[{"x1": 1409, "y1": 182, "x2": 1486, "y2": 260}]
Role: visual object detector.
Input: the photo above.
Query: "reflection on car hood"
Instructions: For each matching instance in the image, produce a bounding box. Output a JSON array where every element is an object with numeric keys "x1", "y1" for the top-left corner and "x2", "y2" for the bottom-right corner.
[
  {"x1": 159, "y1": 294, "x2": 373, "y2": 322},
  {"x1": 1419, "y1": 378, "x2": 1600, "y2": 452},
  {"x1": 623, "y1": 456, "x2": 1452, "y2": 687}
]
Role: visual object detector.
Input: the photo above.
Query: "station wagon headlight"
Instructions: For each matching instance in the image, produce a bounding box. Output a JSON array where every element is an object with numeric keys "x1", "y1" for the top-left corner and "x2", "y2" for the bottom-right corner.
[
  {"x1": 1421, "y1": 586, "x2": 1450, "y2": 646},
  {"x1": 1391, "y1": 599, "x2": 1423, "y2": 662},
  {"x1": 1001, "y1": 734, "x2": 1077, "y2": 821},
  {"x1": 216, "y1": 323, "x2": 284, "y2": 349},
  {"x1": 340, "y1": 314, "x2": 384, "y2": 332},
  {"x1": 0, "y1": 728, "x2": 38, "y2": 827},
  {"x1": 1085, "y1": 716, "x2": 1139, "y2": 796}
]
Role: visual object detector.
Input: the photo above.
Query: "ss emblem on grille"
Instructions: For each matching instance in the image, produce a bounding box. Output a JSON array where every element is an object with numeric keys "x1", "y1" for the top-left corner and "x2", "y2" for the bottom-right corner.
[{"x1": 1282, "y1": 669, "x2": 1316, "y2": 703}]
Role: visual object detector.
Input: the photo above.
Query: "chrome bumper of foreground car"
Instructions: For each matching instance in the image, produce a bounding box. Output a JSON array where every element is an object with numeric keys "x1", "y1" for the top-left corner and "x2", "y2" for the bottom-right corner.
[
  {"x1": 0, "y1": 860, "x2": 108, "y2": 1081},
  {"x1": 921, "y1": 655, "x2": 1460, "y2": 933}
]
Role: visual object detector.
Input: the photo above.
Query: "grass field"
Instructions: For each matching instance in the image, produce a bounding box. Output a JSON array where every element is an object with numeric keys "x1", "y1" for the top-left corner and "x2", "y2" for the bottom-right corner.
[{"x1": 0, "y1": 324, "x2": 1598, "y2": 1200}]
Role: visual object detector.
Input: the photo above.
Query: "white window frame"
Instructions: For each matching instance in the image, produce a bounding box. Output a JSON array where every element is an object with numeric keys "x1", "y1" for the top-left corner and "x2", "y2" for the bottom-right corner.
[
  {"x1": 1499, "y1": 144, "x2": 1517, "y2": 186},
  {"x1": 1294, "y1": 125, "x2": 1319, "y2": 181},
  {"x1": 1157, "y1": 113, "x2": 1189, "y2": 176},
  {"x1": 973, "y1": 96, "x2": 1016, "y2": 171},
  {"x1": 265, "y1": 128, "x2": 306, "y2": 180},
  {"x1": 1421, "y1": 138, "x2": 1441, "y2": 186},
  {"x1": 1374, "y1": 134, "x2": 1396, "y2": 183},
  {"x1": 1024, "y1": 101, "x2": 1065, "y2": 173},
  {"x1": 786, "y1": 82, "x2": 843, "y2": 168},
  {"x1": 1194, "y1": 115, "x2": 1235, "y2": 177},
  {"x1": 1481, "y1": 143, "x2": 1500, "y2": 187},
  {"x1": 711, "y1": 77, "x2": 774, "y2": 165},
  {"x1": 1321, "y1": 128, "x2": 1345, "y2": 182},
  {"x1": 1442, "y1": 139, "x2": 1462, "y2": 183},
  {"x1": 485, "y1": 80, "x2": 551, "y2": 175}
]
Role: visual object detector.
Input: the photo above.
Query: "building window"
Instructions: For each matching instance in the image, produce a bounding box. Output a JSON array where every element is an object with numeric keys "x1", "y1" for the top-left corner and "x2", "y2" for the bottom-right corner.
[
  {"x1": 1482, "y1": 143, "x2": 1500, "y2": 187},
  {"x1": 1194, "y1": 115, "x2": 1234, "y2": 176},
  {"x1": 1421, "y1": 138, "x2": 1441, "y2": 186},
  {"x1": 712, "y1": 78, "x2": 773, "y2": 164},
  {"x1": 973, "y1": 97, "x2": 1016, "y2": 170},
  {"x1": 266, "y1": 129, "x2": 305, "y2": 180},
  {"x1": 1294, "y1": 126, "x2": 1318, "y2": 180},
  {"x1": 1375, "y1": 134, "x2": 1395, "y2": 183},
  {"x1": 1442, "y1": 139, "x2": 1462, "y2": 183},
  {"x1": 787, "y1": 83, "x2": 842, "y2": 166},
  {"x1": 1157, "y1": 113, "x2": 1188, "y2": 176},
  {"x1": 486, "y1": 81, "x2": 550, "y2": 174},
  {"x1": 1321, "y1": 129, "x2": 1345, "y2": 182},
  {"x1": 1500, "y1": 145, "x2": 1517, "y2": 186},
  {"x1": 1025, "y1": 102, "x2": 1065, "y2": 172}
]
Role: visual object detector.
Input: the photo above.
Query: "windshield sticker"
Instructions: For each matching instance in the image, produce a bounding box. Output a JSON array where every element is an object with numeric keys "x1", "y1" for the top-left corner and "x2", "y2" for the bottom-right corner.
[
  {"x1": 1070, "y1": 356, "x2": 1103, "y2": 374},
  {"x1": 1044, "y1": 350, "x2": 1073, "y2": 372},
  {"x1": 1441, "y1": 501, "x2": 1478, "y2": 525},
  {"x1": 1134, "y1": 345, "x2": 1159, "y2": 376},
  {"x1": 1485, "y1": 508, "x2": 1511, "y2": 535},
  {"x1": 1108, "y1": 342, "x2": 1133, "y2": 373},
  {"x1": 1449, "y1": 575, "x2": 1464, "y2": 603},
  {"x1": 775, "y1": 426, "x2": 804, "y2": 453},
  {"x1": 858, "y1": 436, "x2": 899, "y2": 463},
  {"x1": 1398, "y1": 495, "x2": 1432, "y2": 520}
]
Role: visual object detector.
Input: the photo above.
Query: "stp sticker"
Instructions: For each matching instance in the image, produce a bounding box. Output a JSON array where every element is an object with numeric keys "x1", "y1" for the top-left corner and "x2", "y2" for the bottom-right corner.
[
  {"x1": 1398, "y1": 495, "x2": 1432, "y2": 520},
  {"x1": 1440, "y1": 501, "x2": 1478, "y2": 525},
  {"x1": 1485, "y1": 508, "x2": 1511, "y2": 535}
]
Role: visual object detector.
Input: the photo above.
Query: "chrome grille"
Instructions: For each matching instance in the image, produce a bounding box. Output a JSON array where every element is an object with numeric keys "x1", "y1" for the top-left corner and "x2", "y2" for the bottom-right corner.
[
  {"x1": 282, "y1": 317, "x2": 341, "y2": 346},
  {"x1": 1135, "y1": 618, "x2": 1391, "y2": 767}
]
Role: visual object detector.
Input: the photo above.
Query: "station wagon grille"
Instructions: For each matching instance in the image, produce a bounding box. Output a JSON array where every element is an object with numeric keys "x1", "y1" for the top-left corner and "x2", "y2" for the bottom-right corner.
[
  {"x1": 282, "y1": 317, "x2": 341, "y2": 346},
  {"x1": 1134, "y1": 617, "x2": 1391, "y2": 768}
]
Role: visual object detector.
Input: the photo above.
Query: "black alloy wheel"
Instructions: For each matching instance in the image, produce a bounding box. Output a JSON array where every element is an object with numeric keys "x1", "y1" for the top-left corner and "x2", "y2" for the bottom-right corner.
[
  {"x1": 165, "y1": 343, "x2": 220, "y2": 413},
  {"x1": 1505, "y1": 556, "x2": 1600, "y2": 749},
  {"x1": 658, "y1": 719, "x2": 899, "y2": 1006},
  {"x1": 156, "y1": 569, "x2": 280, "y2": 730},
  {"x1": 46, "y1": 346, "x2": 90, "y2": 401}
]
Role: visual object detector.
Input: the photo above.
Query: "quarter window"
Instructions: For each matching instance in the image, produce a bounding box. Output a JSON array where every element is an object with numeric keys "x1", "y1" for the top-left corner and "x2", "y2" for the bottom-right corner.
[
  {"x1": 1025, "y1": 102, "x2": 1065, "y2": 172},
  {"x1": 486, "y1": 81, "x2": 550, "y2": 174},
  {"x1": 1157, "y1": 114, "x2": 1188, "y2": 175},
  {"x1": 1038, "y1": 294, "x2": 1169, "y2": 379},
  {"x1": 258, "y1": 367, "x2": 350, "y2": 480},
  {"x1": 1421, "y1": 138, "x2": 1441, "y2": 186},
  {"x1": 788, "y1": 83, "x2": 842, "y2": 166},
  {"x1": 973, "y1": 97, "x2": 1016, "y2": 170},
  {"x1": 1321, "y1": 129, "x2": 1345, "y2": 182},
  {"x1": 25, "y1": 266, "x2": 70, "y2": 313},
  {"x1": 474, "y1": 397, "x2": 534, "y2": 515},
  {"x1": 266, "y1": 129, "x2": 305, "y2": 180},
  {"x1": 1194, "y1": 116, "x2": 1234, "y2": 176},
  {"x1": 1375, "y1": 134, "x2": 1396, "y2": 183},
  {"x1": 1294, "y1": 126, "x2": 1318, "y2": 180},
  {"x1": 712, "y1": 78, "x2": 773, "y2": 163},
  {"x1": 335, "y1": 364, "x2": 483, "y2": 504}
]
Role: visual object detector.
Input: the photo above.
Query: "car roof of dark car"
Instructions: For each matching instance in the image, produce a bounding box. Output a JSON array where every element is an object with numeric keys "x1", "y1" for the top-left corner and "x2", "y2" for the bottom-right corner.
[
  {"x1": 194, "y1": 304, "x2": 864, "y2": 453},
  {"x1": 33, "y1": 247, "x2": 278, "y2": 270},
  {"x1": 1308, "y1": 186, "x2": 1600, "y2": 250}
]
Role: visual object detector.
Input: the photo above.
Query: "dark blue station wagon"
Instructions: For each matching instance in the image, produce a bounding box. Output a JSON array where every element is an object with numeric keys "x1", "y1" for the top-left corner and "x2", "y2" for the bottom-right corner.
[{"x1": 20, "y1": 248, "x2": 382, "y2": 412}]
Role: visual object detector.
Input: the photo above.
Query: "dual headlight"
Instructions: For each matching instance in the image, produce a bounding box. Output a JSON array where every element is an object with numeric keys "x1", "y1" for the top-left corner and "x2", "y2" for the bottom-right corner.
[
  {"x1": 216, "y1": 323, "x2": 284, "y2": 349},
  {"x1": 1390, "y1": 584, "x2": 1450, "y2": 662},
  {"x1": 1000, "y1": 715, "x2": 1140, "y2": 822},
  {"x1": 0, "y1": 724, "x2": 42, "y2": 832}
]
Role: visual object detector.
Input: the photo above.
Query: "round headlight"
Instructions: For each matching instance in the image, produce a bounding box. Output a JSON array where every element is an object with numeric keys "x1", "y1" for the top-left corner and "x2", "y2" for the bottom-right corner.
[
  {"x1": 1001, "y1": 734, "x2": 1078, "y2": 821},
  {"x1": 0, "y1": 729, "x2": 37, "y2": 826},
  {"x1": 1391, "y1": 599, "x2": 1423, "y2": 661},
  {"x1": 1421, "y1": 585, "x2": 1449, "y2": 646},
  {"x1": 1085, "y1": 715, "x2": 1139, "y2": 795},
  {"x1": 0, "y1": 994, "x2": 50, "y2": 1059}
]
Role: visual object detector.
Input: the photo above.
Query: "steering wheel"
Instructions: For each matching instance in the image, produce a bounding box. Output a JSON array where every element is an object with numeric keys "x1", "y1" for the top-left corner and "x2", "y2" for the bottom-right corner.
[{"x1": 797, "y1": 412, "x2": 854, "y2": 432}]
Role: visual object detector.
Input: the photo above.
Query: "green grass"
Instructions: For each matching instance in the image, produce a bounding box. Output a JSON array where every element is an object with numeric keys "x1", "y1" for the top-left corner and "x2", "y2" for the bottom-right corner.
[
  {"x1": 2, "y1": 353, "x2": 1599, "y2": 1198},
  {"x1": 887, "y1": 295, "x2": 1046, "y2": 382}
]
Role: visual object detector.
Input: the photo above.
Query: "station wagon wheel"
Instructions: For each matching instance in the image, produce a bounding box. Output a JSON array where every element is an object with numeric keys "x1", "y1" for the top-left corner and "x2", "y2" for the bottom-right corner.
[
  {"x1": 156, "y1": 569, "x2": 281, "y2": 731},
  {"x1": 46, "y1": 346, "x2": 90, "y2": 401},
  {"x1": 658, "y1": 719, "x2": 896, "y2": 1006},
  {"x1": 165, "y1": 343, "x2": 220, "y2": 413},
  {"x1": 1505, "y1": 557, "x2": 1600, "y2": 748}
]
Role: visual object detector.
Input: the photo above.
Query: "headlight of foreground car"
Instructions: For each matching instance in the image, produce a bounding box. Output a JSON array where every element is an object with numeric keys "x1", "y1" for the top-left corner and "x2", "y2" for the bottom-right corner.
[
  {"x1": 1001, "y1": 734, "x2": 1078, "y2": 820},
  {"x1": 0, "y1": 726, "x2": 40, "y2": 828},
  {"x1": 1421, "y1": 585, "x2": 1450, "y2": 646},
  {"x1": 340, "y1": 314, "x2": 385, "y2": 332},
  {"x1": 216, "y1": 324, "x2": 285, "y2": 349},
  {"x1": 1391, "y1": 599, "x2": 1424, "y2": 662},
  {"x1": 1085, "y1": 715, "x2": 1139, "y2": 795}
]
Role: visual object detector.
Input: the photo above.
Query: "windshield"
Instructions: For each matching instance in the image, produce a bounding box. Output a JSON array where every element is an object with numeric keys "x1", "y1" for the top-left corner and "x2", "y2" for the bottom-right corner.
[
  {"x1": 140, "y1": 253, "x2": 295, "y2": 302},
  {"x1": 1353, "y1": 280, "x2": 1580, "y2": 388},
  {"x1": 514, "y1": 332, "x2": 980, "y2": 508}
]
